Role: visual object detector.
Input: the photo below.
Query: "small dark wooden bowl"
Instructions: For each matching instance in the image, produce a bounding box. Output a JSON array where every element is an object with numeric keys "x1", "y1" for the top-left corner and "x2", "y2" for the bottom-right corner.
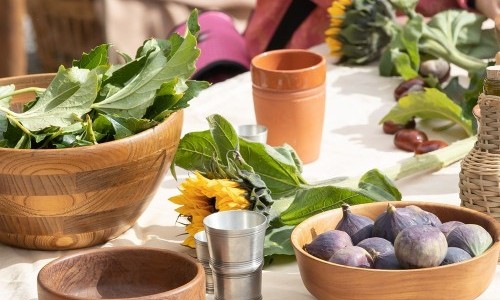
[{"x1": 37, "y1": 247, "x2": 206, "y2": 300}]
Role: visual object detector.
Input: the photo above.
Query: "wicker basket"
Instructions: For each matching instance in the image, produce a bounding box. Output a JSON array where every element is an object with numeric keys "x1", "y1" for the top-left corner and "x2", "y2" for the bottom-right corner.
[
  {"x1": 459, "y1": 94, "x2": 500, "y2": 222},
  {"x1": 27, "y1": 0, "x2": 106, "y2": 73}
]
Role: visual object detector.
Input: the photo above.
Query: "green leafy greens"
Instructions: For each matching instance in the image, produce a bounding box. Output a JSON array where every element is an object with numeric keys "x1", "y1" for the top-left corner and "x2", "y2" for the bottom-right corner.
[
  {"x1": 377, "y1": 0, "x2": 498, "y2": 136},
  {"x1": 172, "y1": 114, "x2": 404, "y2": 257},
  {"x1": 0, "y1": 10, "x2": 209, "y2": 149}
]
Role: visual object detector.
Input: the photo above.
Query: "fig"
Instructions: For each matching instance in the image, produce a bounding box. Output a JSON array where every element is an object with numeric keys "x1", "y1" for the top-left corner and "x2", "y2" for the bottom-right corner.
[
  {"x1": 328, "y1": 246, "x2": 374, "y2": 268},
  {"x1": 335, "y1": 204, "x2": 374, "y2": 244},
  {"x1": 304, "y1": 230, "x2": 353, "y2": 260},
  {"x1": 439, "y1": 221, "x2": 464, "y2": 237},
  {"x1": 357, "y1": 237, "x2": 394, "y2": 256},
  {"x1": 403, "y1": 205, "x2": 442, "y2": 226},
  {"x1": 446, "y1": 224, "x2": 493, "y2": 257},
  {"x1": 372, "y1": 204, "x2": 422, "y2": 243},
  {"x1": 394, "y1": 225, "x2": 447, "y2": 268},
  {"x1": 440, "y1": 247, "x2": 472, "y2": 265},
  {"x1": 373, "y1": 251, "x2": 402, "y2": 270}
]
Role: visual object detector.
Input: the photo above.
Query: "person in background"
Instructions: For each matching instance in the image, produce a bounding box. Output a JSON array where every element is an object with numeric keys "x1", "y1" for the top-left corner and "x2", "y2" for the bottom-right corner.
[{"x1": 244, "y1": 0, "x2": 500, "y2": 58}]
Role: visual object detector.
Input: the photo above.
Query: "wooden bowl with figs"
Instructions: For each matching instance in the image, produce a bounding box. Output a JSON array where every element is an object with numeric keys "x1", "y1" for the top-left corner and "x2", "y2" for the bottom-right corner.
[{"x1": 291, "y1": 201, "x2": 500, "y2": 300}]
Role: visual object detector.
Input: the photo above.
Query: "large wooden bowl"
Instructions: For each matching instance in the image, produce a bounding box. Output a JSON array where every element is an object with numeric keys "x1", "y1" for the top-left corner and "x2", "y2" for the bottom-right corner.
[
  {"x1": 0, "y1": 74, "x2": 183, "y2": 250},
  {"x1": 291, "y1": 201, "x2": 500, "y2": 300},
  {"x1": 37, "y1": 247, "x2": 205, "y2": 300}
]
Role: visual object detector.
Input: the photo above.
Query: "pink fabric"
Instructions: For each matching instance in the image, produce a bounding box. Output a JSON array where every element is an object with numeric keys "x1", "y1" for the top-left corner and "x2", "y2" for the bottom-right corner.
[{"x1": 175, "y1": 11, "x2": 250, "y2": 75}]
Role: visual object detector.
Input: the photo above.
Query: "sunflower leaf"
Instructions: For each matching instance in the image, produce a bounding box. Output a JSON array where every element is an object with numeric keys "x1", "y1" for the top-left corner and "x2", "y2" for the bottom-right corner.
[
  {"x1": 279, "y1": 186, "x2": 377, "y2": 226},
  {"x1": 207, "y1": 114, "x2": 240, "y2": 165}
]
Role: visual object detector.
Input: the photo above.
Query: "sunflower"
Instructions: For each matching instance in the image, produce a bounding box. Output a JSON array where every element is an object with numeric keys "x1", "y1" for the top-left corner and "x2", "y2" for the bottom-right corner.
[
  {"x1": 325, "y1": 0, "x2": 394, "y2": 64},
  {"x1": 169, "y1": 171, "x2": 250, "y2": 248},
  {"x1": 325, "y1": 0, "x2": 352, "y2": 58}
]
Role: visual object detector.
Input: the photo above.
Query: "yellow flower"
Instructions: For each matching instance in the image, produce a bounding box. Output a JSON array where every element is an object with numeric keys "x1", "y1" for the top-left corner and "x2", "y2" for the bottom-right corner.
[
  {"x1": 169, "y1": 171, "x2": 250, "y2": 248},
  {"x1": 325, "y1": 0, "x2": 353, "y2": 57}
]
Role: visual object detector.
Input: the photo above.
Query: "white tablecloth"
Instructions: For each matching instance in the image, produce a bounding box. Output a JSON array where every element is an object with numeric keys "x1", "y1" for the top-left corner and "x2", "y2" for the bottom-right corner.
[{"x1": 1, "y1": 45, "x2": 498, "y2": 300}]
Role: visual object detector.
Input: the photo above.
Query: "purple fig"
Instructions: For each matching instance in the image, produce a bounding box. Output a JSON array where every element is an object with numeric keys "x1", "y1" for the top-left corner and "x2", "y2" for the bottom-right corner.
[
  {"x1": 447, "y1": 224, "x2": 493, "y2": 257},
  {"x1": 394, "y1": 225, "x2": 447, "y2": 268},
  {"x1": 304, "y1": 230, "x2": 353, "y2": 260},
  {"x1": 328, "y1": 246, "x2": 374, "y2": 268},
  {"x1": 403, "y1": 205, "x2": 442, "y2": 226},
  {"x1": 372, "y1": 204, "x2": 421, "y2": 243},
  {"x1": 439, "y1": 221, "x2": 464, "y2": 237},
  {"x1": 373, "y1": 251, "x2": 402, "y2": 270},
  {"x1": 440, "y1": 247, "x2": 472, "y2": 265},
  {"x1": 335, "y1": 204, "x2": 374, "y2": 244},
  {"x1": 357, "y1": 237, "x2": 394, "y2": 256}
]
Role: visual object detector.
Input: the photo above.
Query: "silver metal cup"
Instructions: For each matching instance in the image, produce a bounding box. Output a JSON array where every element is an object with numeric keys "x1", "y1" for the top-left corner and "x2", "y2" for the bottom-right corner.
[
  {"x1": 212, "y1": 264, "x2": 263, "y2": 300},
  {"x1": 194, "y1": 230, "x2": 214, "y2": 294},
  {"x1": 203, "y1": 210, "x2": 268, "y2": 275},
  {"x1": 238, "y1": 124, "x2": 268, "y2": 143}
]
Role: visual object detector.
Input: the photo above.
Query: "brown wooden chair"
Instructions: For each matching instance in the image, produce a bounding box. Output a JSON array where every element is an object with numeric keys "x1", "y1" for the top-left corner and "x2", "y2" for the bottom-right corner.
[{"x1": 27, "y1": 0, "x2": 106, "y2": 72}]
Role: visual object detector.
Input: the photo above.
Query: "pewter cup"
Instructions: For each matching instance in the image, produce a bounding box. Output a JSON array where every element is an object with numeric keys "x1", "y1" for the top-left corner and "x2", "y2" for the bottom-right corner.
[
  {"x1": 212, "y1": 265, "x2": 263, "y2": 300},
  {"x1": 238, "y1": 124, "x2": 268, "y2": 143},
  {"x1": 194, "y1": 230, "x2": 214, "y2": 294},
  {"x1": 203, "y1": 210, "x2": 267, "y2": 274}
]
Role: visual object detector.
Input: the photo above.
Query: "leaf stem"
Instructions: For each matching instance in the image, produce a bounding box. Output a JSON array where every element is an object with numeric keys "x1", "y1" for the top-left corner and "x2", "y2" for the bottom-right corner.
[
  {"x1": 0, "y1": 87, "x2": 45, "y2": 101},
  {"x1": 5, "y1": 114, "x2": 32, "y2": 136},
  {"x1": 332, "y1": 135, "x2": 477, "y2": 188}
]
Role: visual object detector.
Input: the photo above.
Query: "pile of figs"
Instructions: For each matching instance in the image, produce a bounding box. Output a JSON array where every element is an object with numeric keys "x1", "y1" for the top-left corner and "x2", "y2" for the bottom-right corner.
[{"x1": 304, "y1": 203, "x2": 494, "y2": 269}]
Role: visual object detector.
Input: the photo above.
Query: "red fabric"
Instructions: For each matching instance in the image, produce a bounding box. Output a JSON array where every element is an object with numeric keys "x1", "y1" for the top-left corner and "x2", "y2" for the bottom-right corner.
[{"x1": 244, "y1": 0, "x2": 331, "y2": 58}]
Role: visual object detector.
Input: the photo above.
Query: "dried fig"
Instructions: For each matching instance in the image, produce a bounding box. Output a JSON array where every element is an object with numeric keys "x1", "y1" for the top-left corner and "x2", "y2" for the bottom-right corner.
[{"x1": 335, "y1": 204, "x2": 374, "y2": 244}]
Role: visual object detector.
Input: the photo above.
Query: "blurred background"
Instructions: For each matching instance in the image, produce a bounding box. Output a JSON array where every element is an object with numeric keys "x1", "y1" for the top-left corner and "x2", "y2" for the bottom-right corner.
[{"x1": 0, "y1": 0, "x2": 256, "y2": 77}]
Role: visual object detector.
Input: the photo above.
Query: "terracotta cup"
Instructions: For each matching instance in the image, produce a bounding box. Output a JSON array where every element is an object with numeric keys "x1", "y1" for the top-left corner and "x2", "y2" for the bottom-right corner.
[{"x1": 251, "y1": 49, "x2": 326, "y2": 163}]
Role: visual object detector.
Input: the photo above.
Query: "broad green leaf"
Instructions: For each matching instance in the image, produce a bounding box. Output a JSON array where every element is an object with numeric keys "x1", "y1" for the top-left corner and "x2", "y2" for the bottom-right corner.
[
  {"x1": 458, "y1": 29, "x2": 498, "y2": 59},
  {"x1": 388, "y1": 0, "x2": 418, "y2": 14},
  {"x1": 93, "y1": 15, "x2": 200, "y2": 118},
  {"x1": 357, "y1": 169, "x2": 401, "y2": 201},
  {"x1": 0, "y1": 84, "x2": 15, "y2": 139},
  {"x1": 239, "y1": 139, "x2": 307, "y2": 198},
  {"x1": 173, "y1": 130, "x2": 218, "y2": 174},
  {"x1": 400, "y1": 15, "x2": 423, "y2": 70},
  {"x1": 16, "y1": 67, "x2": 99, "y2": 131},
  {"x1": 427, "y1": 10, "x2": 485, "y2": 47},
  {"x1": 101, "y1": 50, "x2": 149, "y2": 88},
  {"x1": 264, "y1": 226, "x2": 295, "y2": 257},
  {"x1": 95, "y1": 114, "x2": 157, "y2": 140},
  {"x1": 391, "y1": 48, "x2": 419, "y2": 80},
  {"x1": 380, "y1": 88, "x2": 473, "y2": 136},
  {"x1": 73, "y1": 44, "x2": 110, "y2": 69},
  {"x1": 207, "y1": 114, "x2": 239, "y2": 165},
  {"x1": 280, "y1": 186, "x2": 375, "y2": 225},
  {"x1": 273, "y1": 144, "x2": 303, "y2": 173}
]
